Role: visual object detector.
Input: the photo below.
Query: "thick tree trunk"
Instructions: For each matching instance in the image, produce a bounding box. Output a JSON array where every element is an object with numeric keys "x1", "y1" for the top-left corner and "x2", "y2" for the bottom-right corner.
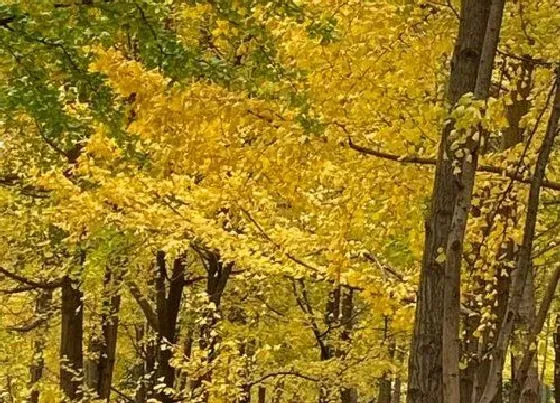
[
  {"x1": 258, "y1": 387, "x2": 266, "y2": 403},
  {"x1": 153, "y1": 253, "x2": 186, "y2": 403},
  {"x1": 442, "y1": 1, "x2": 506, "y2": 401},
  {"x1": 479, "y1": 74, "x2": 560, "y2": 403},
  {"x1": 407, "y1": 2, "x2": 491, "y2": 401},
  {"x1": 100, "y1": 267, "x2": 122, "y2": 401},
  {"x1": 60, "y1": 274, "x2": 84, "y2": 401}
]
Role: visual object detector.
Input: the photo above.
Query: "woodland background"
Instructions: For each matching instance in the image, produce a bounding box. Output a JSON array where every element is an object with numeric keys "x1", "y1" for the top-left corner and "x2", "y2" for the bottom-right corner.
[{"x1": 1, "y1": 0, "x2": 560, "y2": 402}]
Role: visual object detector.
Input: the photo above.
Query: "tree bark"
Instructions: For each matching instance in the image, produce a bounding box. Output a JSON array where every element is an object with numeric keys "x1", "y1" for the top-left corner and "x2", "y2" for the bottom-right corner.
[
  {"x1": 258, "y1": 386, "x2": 266, "y2": 403},
  {"x1": 478, "y1": 74, "x2": 560, "y2": 403},
  {"x1": 86, "y1": 265, "x2": 122, "y2": 401},
  {"x1": 442, "y1": 1, "x2": 506, "y2": 401},
  {"x1": 510, "y1": 266, "x2": 539, "y2": 403},
  {"x1": 466, "y1": 57, "x2": 534, "y2": 403},
  {"x1": 407, "y1": 2, "x2": 491, "y2": 401},
  {"x1": 60, "y1": 274, "x2": 84, "y2": 401},
  {"x1": 153, "y1": 253, "x2": 186, "y2": 403}
]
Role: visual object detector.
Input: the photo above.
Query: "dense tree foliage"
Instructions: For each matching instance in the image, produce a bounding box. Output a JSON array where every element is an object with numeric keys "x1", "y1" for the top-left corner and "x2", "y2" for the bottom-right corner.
[{"x1": 1, "y1": 0, "x2": 560, "y2": 402}]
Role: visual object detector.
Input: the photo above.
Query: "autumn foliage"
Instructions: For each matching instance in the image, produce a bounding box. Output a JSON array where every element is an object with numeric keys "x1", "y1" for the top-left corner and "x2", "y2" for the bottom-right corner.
[{"x1": 1, "y1": 1, "x2": 560, "y2": 402}]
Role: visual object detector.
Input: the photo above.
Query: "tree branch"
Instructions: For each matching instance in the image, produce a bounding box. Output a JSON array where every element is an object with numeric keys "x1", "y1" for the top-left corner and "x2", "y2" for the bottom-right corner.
[
  {"x1": 0, "y1": 267, "x2": 63, "y2": 289},
  {"x1": 126, "y1": 279, "x2": 159, "y2": 333},
  {"x1": 347, "y1": 138, "x2": 560, "y2": 191}
]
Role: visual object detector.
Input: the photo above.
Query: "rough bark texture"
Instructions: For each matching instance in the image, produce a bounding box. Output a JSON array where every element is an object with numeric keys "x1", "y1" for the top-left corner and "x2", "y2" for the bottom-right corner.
[
  {"x1": 442, "y1": 1, "x2": 506, "y2": 401},
  {"x1": 479, "y1": 76, "x2": 560, "y2": 403},
  {"x1": 407, "y1": 2, "x2": 491, "y2": 401},
  {"x1": 60, "y1": 274, "x2": 84, "y2": 401}
]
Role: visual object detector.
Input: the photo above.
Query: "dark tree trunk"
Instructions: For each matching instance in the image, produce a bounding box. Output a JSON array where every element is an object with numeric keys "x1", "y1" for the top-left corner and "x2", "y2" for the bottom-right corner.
[
  {"x1": 258, "y1": 387, "x2": 266, "y2": 403},
  {"x1": 237, "y1": 339, "x2": 255, "y2": 403},
  {"x1": 86, "y1": 265, "x2": 122, "y2": 401},
  {"x1": 153, "y1": 253, "x2": 186, "y2": 403},
  {"x1": 60, "y1": 274, "x2": 84, "y2": 401},
  {"x1": 340, "y1": 288, "x2": 357, "y2": 403},
  {"x1": 319, "y1": 284, "x2": 340, "y2": 403},
  {"x1": 407, "y1": 2, "x2": 492, "y2": 401},
  {"x1": 442, "y1": 0, "x2": 506, "y2": 400}
]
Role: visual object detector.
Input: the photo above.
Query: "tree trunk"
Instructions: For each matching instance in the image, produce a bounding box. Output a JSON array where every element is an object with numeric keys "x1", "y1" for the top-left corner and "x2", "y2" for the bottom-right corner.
[
  {"x1": 60, "y1": 274, "x2": 84, "y2": 401},
  {"x1": 192, "y1": 251, "x2": 232, "y2": 402},
  {"x1": 379, "y1": 336, "x2": 396, "y2": 403},
  {"x1": 478, "y1": 74, "x2": 560, "y2": 403},
  {"x1": 153, "y1": 253, "x2": 186, "y2": 403},
  {"x1": 503, "y1": 58, "x2": 538, "y2": 403},
  {"x1": 378, "y1": 377, "x2": 392, "y2": 403},
  {"x1": 258, "y1": 387, "x2": 266, "y2": 403},
  {"x1": 85, "y1": 265, "x2": 122, "y2": 401},
  {"x1": 511, "y1": 267, "x2": 539, "y2": 403},
  {"x1": 554, "y1": 315, "x2": 560, "y2": 403},
  {"x1": 407, "y1": 2, "x2": 491, "y2": 401},
  {"x1": 392, "y1": 375, "x2": 401, "y2": 403},
  {"x1": 467, "y1": 56, "x2": 534, "y2": 403},
  {"x1": 442, "y1": 1, "x2": 506, "y2": 401},
  {"x1": 340, "y1": 288, "x2": 358, "y2": 403}
]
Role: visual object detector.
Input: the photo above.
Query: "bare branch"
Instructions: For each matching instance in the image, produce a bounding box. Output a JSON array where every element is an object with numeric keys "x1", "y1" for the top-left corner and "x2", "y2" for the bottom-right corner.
[{"x1": 0, "y1": 267, "x2": 63, "y2": 289}]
